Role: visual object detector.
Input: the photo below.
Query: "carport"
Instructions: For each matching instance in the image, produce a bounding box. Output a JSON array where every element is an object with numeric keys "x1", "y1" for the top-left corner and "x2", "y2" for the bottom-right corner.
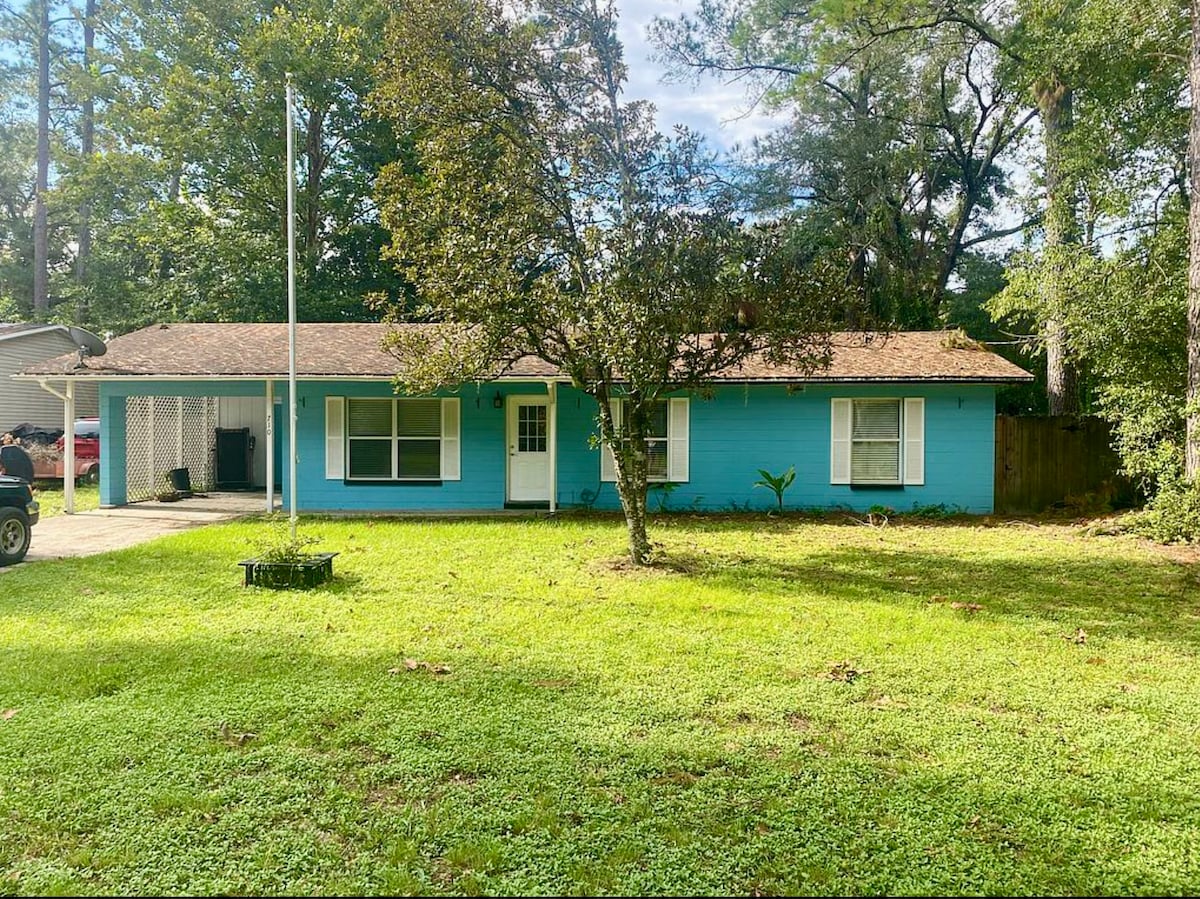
[{"x1": 16, "y1": 324, "x2": 291, "y2": 514}]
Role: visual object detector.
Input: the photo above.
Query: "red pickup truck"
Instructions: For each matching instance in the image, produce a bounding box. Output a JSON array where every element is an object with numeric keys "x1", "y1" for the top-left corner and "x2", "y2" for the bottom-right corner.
[{"x1": 30, "y1": 418, "x2": 101, "y2": 483}]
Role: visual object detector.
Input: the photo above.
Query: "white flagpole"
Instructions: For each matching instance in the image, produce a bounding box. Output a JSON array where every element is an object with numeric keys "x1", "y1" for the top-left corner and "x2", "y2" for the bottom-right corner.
[{"x1": 285, "y1": 73, "x2": 298, "y2": 539}]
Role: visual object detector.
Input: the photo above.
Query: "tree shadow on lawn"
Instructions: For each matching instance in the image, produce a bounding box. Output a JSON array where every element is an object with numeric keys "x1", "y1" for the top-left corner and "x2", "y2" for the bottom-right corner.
[
  {"x1": 660, "y1": 542, "x2": 1200, "y2": 650},
  {"x1": 1, "y1": 636, "x2": 1196, "y2": 896}
]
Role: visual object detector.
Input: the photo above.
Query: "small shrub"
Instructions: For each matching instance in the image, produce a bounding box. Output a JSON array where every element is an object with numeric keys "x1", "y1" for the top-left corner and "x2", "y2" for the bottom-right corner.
[
  {"x1": 1125, "y1": 481, "x2": 1200, "y2": 544},
  {"x1": 753, "y1": 466, "x2": 796, "y2": 513},
  {"x1": 250, "y1": 521, "x2": 322, "y2": 563},
  {"x1": 649, "y1": 481, "x2": 679, "y2": 512}
]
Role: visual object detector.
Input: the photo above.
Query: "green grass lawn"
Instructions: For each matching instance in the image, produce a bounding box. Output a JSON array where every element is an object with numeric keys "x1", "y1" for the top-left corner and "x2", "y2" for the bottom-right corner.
[
  {"x1": 1, "y1": 514, "x2": 1198, "y2": 895},
  {"x1": 30, "y1": 482, "x2": 99, "y2": 518}
]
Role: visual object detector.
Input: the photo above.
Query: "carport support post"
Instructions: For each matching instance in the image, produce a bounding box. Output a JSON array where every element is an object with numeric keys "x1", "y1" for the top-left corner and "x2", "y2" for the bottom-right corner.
[
  {"x1": 63, "y1": 380, "x2": 75, "y2": 515},
  {"x1": 265, "y1": 380, "x2": 275, "y2": 513}
]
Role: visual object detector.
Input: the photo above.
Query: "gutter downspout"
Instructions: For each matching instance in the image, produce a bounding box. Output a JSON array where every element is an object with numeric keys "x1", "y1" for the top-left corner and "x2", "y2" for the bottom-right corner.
[{"x1": 37, "y1": 378, "x2": 75, "y2": 514}]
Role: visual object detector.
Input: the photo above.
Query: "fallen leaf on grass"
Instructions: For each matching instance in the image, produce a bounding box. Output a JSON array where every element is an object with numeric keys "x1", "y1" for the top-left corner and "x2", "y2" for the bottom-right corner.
[
  {"x1": 1, "y1": 709, "x2": 17, "y2": 721},
  {"x1": 928, "y1": 594, "x2": 948, "y2": 604},
  {"x1": 950, "y1": 602, "x2": 983, "y2": 613},
  {"x1": 825, "y1": 660, "x2": 867, "y2": 683},
  {"x1": 1086, "y1": 656, "x2": 1105, "y2": 665},
  {"x1": 392, "y1": 659, "x2": 451, "y2": 675},
  {"x1": 217, "y1": 722, "x2": 256, "y2": 747}
]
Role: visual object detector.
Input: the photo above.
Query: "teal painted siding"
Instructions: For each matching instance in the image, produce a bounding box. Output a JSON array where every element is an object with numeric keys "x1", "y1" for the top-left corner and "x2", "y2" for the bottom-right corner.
[
  {"x1": 294, "y1": 381, "x2": 535, "y2": 512},
  {"x1": 573, "y1": 384, "x2": 996, "y2": 513},
  {"x1": 99, "y1": 379, "x2": 997, "y2": 513},
  {"x1": 98, "y1": 392, "x2": 126, "y2": 507}
]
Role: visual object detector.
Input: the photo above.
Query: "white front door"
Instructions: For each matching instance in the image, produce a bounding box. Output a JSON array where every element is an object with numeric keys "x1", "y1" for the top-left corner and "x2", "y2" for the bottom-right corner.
[{"x1": 507, "y1": 396, "x2": 551, "y2": 502}]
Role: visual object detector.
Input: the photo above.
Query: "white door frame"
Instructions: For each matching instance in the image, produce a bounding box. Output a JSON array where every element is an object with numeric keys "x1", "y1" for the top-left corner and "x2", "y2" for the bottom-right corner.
[{"x1": 506, "y1": 395, "x2": 552, "y2": 503}]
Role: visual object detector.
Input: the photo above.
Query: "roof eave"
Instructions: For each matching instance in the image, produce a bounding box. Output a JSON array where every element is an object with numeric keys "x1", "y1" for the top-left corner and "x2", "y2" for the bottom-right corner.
[
  {"x1": 0, "y1": 324, "x2": 65, "y2": 344},
  {"x1": 14, "y1": 372, "x2": 1033, "y2": 384}
]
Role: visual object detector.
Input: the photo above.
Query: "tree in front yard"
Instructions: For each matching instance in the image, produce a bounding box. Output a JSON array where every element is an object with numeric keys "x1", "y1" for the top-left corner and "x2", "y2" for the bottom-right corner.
[{"x1": 372, "y1": 0, "x2": 847, "y2": 565}]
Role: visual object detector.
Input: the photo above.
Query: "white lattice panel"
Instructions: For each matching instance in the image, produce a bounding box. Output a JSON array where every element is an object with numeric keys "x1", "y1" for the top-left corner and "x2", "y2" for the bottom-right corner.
[{"x1": 124, "y1": 396, "x2": 217, "y2": 502}]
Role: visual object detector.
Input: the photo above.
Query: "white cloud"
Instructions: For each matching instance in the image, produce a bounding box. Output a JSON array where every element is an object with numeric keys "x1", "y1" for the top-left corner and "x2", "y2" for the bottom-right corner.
[{"x1": 614, "y1": 0, "x2": 787, "y2": 153}]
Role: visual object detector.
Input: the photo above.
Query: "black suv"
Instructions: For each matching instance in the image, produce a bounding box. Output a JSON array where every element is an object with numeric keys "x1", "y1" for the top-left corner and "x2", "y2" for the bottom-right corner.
[{"x1": 0, "y1": 475, "x2": 38, "y2": 565}]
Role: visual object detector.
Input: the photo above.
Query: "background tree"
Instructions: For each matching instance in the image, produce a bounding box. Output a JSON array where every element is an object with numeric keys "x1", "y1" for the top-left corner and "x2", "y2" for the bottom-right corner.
[
  {"x1": 373, "y1": 0, "x2": 848, "y2": 565},
  {"x1": 651, "y1": 1, "x2": 1033, "y2": 330},
  {"x1": 652, "y1": 0, "x2": 1184, "y2": 417},
  {"x1": 0, "y1": 0, "x2": 411, "y2": 332}
]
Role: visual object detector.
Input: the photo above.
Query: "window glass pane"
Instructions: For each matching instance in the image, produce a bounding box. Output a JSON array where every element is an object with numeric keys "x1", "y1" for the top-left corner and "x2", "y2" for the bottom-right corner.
[
  {"x1": 397, "y1": 439, "x2": 442, "y2": 478},
  {"x1": 851, "y1": 441, "x2": 900, "y2": 482},
  {"x1": 649, "y1": 401, "x2": 668, "y2": 439},
  {"x1": 647, "y1": 439, "x2": 668, "y2": 480},
  {"x1": 852, "y1": 399, "x2": 900, "y2": 440},
  {"x1": 348, "y1": 399, "x2": 392, "y2": 437},
  {"x1": 348, "y1": 439, "x2": 392, "y2": 478},
  {"x1": 622, "y1": 400, "x2": 668, "y2": 438},
  {"x1": 518, "y1": 404, "x2": 547, "y2": 452},
  {"x1": 397, "y1": 399, "x2": 441, "y2": 437}
]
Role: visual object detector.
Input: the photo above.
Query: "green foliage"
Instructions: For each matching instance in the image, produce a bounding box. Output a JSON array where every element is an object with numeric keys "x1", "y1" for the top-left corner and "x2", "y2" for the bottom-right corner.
[
  {"x1": 2, "y1": 517, "x2": 1200, "y2": 892},
  {"x1": 753, "y1": 465, "x2": 795, "y2": 513},
  {"x1": 249, "y1": 519, "x2": 321, "y2": 564},
  {"x1": 372, "y1": 0, "x2": 848, "y2": 564},
  {"x1": 1125, "y1": 480, "x2": 1200, "y2": 544},
  {"x1": 648, "y1": 482, "x2": 679, "y2": 513},
  {"x1": 651, "y1": 0, "x2": 1029, "y2": 328},
  {"x1": 1006, "y1": 211, "x2": 1189, "y2": 492},
  {"x1": 0, "y1": 0, "x2": 410, "y2": 331}
]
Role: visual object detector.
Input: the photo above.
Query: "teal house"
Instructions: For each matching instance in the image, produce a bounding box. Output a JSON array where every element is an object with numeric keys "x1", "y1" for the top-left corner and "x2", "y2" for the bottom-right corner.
[{"x1": 20, "y1": 323, "x2": 1031, "y2": 514}]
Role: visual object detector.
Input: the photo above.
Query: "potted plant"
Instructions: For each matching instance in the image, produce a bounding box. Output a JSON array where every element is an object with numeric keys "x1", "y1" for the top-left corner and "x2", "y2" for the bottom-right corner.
[{"x1": 239, "y1": 522, "x2": 337, "y2": 589}]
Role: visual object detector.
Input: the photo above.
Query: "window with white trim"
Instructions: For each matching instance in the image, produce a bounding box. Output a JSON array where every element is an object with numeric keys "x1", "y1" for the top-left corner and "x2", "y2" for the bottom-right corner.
[
  {"x1": 830, "y1": 396, "x2": 924, "y2": 487},
  {"x1": 601, "y1": 397, "x2": 689, "y2": 483},
  {"x1": 347, "y1": 398, "x2": 443, "y2": 480},
  {"x1": 851, "y1": 398, "x2": 901, "y2": 484}
]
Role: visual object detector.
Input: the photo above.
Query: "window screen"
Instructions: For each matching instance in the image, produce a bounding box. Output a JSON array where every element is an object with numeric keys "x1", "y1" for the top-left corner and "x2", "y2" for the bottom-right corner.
[
  {"x1": 346, "y1": 398, "x2": 443, "y2": 480},
  {"x1": 850, "y1": 398, "x2": 901, "y2": 484}
]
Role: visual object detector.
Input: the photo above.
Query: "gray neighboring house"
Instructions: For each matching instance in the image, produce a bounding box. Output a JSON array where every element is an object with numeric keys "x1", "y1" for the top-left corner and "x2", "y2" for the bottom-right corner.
[{"x1": 0, "y1": 324, "x2": 99, "y2": 433}]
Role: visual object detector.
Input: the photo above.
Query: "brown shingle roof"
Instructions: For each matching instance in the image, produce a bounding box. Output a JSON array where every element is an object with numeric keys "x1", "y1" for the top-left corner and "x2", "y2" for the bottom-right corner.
[{"x1": 19, "y1": 322, "x2": 1032, "y2": 382}]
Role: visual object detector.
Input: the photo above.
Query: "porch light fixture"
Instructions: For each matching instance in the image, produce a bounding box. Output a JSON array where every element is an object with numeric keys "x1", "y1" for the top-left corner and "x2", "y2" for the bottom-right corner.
[{"x1": 493, "y1": 391, "x2": 503, "y2": 409}]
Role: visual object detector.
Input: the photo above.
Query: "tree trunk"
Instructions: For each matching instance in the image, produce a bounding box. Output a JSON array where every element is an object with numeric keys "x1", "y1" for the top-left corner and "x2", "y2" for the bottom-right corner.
[
  {"x1": 1187, "y1": 0, "x2": 1200, "y2": 478},
  {"x1": 1037, "y1": 75, "x2": 1081, "y2": 416},
  {"x1": 75, "y1": 0, "x2": 96, "y2": 294},
  {"x1": 597, "y1": 391, "x2": 652, "y2": 565},
  {"x1": 33, "y1": 0, "x2": 50, "y2": 317}
]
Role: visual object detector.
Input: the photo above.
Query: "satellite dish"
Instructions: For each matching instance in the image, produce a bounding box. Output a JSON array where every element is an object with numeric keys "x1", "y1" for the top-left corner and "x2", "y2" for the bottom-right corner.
[{"x1": 68, "y1": 326, "x2": 107, "y2": 358}]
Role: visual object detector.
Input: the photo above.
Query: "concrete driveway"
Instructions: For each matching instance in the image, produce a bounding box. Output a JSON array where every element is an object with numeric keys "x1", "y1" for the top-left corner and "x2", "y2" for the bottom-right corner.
[{"x1": 11, "y1": 493, "x2": 268, "y2": 565}]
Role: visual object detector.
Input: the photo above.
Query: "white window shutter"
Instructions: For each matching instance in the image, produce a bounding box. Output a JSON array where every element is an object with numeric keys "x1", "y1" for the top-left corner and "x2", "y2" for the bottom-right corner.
[
  {"x1": 903, "y1": 397, "x2": 925, "y2": 485},
  {"x1": 667, "y1": 397, "x2": 690, "y2": 482},
  {"x1": 325, "y1": 396, "x2": 345, "y2": 480},
  {"x1": 441, "y1": 398, "x2": 461, "y2": 481},
  {"x1": 600, "y1": 399, "x2": 621, "y2": 482},
  {"x1": 830, "y1": 398, "x2": 852, "y2": 485}
]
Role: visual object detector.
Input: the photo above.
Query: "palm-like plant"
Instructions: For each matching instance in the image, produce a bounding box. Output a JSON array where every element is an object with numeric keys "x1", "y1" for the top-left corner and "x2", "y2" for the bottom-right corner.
[{"x1": 754, "y1": 466, "x2": 796, "y2": 514}]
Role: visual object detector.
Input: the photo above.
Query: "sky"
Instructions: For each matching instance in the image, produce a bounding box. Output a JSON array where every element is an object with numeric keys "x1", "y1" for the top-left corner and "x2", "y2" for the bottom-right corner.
[{"x1": 613, "y1": 0, "x2": 788, "y2": 153}]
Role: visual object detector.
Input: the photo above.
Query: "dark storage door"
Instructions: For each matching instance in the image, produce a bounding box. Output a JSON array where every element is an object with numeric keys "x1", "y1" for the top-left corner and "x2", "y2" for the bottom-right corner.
[{"x1": 214, "y1": 427, "x2": 252, "y2": 489}]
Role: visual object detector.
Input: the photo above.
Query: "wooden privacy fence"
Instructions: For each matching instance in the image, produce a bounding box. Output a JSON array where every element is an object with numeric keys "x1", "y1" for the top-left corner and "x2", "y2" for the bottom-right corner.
[{"x1": 994, "y1": 416, "x2": 1137, "y2": 514}]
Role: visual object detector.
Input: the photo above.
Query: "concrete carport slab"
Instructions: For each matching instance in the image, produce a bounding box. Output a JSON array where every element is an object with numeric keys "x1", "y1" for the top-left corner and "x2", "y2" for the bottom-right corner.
[{"x1": 6, "y1": 493, "x2": 269, "y2": 566}]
